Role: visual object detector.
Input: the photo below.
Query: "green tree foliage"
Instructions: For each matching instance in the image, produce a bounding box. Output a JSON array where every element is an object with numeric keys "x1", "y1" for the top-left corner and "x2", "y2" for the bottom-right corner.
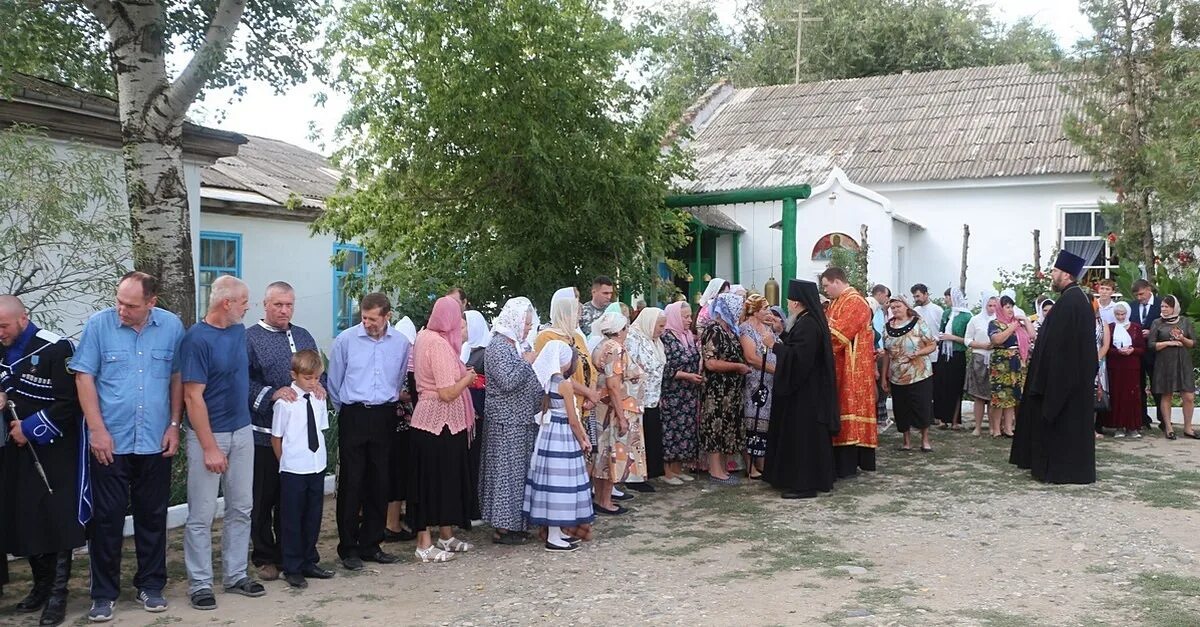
[
  {"x1": 1065, "y1": 0, "x2": 1200, "y2": 271},
  {"x1": 640, "y1": 0, "x2": 1063, "y2": 123},
  {"x1": 0, "y1": 126, "x2": 130, "y2": 329},
  {"x1": 0, "y1": 2, "x2": 112, "y2": 95},
  {"x1": 319, "y1": 0, "x2": 691, "y2": 318}
]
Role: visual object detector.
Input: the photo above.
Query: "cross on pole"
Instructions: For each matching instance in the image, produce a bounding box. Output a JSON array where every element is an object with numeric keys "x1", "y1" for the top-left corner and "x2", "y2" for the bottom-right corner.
[{"x1": 785, "y1": 2, "x2": 823, "y2": 84}]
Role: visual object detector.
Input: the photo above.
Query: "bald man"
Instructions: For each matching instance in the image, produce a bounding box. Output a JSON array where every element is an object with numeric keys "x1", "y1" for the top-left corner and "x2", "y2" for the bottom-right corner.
[{"x1": 0, "y1": 295, "x2": 86, "y2": 627}]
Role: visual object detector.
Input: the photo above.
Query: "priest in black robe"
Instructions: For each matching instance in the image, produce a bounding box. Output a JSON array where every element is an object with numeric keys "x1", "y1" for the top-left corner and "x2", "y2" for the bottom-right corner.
[
  {"x1": 1008, "y1": 251, "x2": 1098, "y2": 484},
  {"x1": 0, "y1": 295, "x2": 88, "y2": 626},
  {"x1": 763, "y1": 279, "x2": 840, "y2": 498}
]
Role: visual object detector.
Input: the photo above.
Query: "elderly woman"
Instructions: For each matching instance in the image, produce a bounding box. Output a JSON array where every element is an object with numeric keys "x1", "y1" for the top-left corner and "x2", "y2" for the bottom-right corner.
[
  {"x1": 476, "y1": 298, "x2": 541, "y2": 545},
  {"x1": 964, "y1": 293, "x2": 998, "y2": 436},
  {"x1": 882, "y1": 297, "x2": 939, "y2": 451},
  {"x1": 1149, "y1": 295, "x2": 1197, "y2": 440},
  {"x1": 409, "y1": 297, "x2": 479, "y2": 563},
  {"x1": 933, "y1": 288, "x2": 972, "y2": 430},
  {"x1": 1094, "y1": 299, "x2": 1112, "y2": 439},
  {"x1": 702, "y1": 293, "x2": 751, "y2": 484},
  {"x1": 988, "y1": 295, "x2": 1034, "y2": 438},
  {"x1": 1105, "y1": 302, "x2": 1146, "y2": 438},
  {"x1": 591, "y1": 311, "x2": 645, "y2": 515},
  {"x1": 695, "y1": 278, "x2": 729, "y2": 328},
  {"x1": 739, "y1": 294, "x2": 776, "y2": 479},
  {"x1": 659, "y1": 302, "x2": 702, "y2": 485},
  {"x1": 626, "y1": 307, "x2": 667, "y2": 490}
]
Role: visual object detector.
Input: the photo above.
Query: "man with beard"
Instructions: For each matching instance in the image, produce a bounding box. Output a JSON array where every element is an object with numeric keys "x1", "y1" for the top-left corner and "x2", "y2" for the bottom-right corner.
[
  {"x1": 1009, "y1": 250, "x2": 1098, "y2": 484},
  {"x1": 820, "y1": 268, "x2": 878, "y2": 477},
  {"x1": 763, "y1": 280, "x2": 839, "y2": 499}
]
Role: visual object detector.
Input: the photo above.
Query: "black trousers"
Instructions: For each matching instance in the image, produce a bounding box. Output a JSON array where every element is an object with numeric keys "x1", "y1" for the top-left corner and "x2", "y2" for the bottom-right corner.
[
  {"x1": 88, "y1": 453, "x2": 169, "y2": 602},
  {"x1": 280, "y1": 471, "x2": 323, "y2": 574},
  {"x1": 1141, "y1": 362, "x2": 1164, "y2": 424},
  {"x1": 335, "y1": 404, "x2": 397, "y2": 559},
  {"x1": 250, "y1": 444, "x2": 283, "y2": 567}
]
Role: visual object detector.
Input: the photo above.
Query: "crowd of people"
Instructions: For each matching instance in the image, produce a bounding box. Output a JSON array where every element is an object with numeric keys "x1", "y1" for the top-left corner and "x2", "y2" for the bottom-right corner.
[{"x1": 0, "y1": 248, "x2": 1190, "y2": 624}]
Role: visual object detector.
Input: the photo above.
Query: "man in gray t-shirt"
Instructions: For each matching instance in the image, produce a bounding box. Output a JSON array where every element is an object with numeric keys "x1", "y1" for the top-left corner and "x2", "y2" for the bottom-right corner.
[{"x1": 579, "y1": 275, "x2": 614, "y2": 337}]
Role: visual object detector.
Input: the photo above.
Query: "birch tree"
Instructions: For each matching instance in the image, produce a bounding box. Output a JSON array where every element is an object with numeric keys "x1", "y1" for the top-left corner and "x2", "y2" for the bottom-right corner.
[{"x1": 10, "y1": 1, "x2": 323, "y2": 324}]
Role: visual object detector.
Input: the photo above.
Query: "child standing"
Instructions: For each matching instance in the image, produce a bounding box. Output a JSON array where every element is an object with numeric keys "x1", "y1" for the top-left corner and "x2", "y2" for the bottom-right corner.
[
  {"x1": 271, "y1": 349, "x2": 335, "y2": 588},
  {"x1": 524, "y1": 340, "x2": 595, "y2": 552}
]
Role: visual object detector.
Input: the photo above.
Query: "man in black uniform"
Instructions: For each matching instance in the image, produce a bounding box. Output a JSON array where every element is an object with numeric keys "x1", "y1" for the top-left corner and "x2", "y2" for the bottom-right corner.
[{"x1": 0, "y1": 295, "x2": 88, "y2": 626}]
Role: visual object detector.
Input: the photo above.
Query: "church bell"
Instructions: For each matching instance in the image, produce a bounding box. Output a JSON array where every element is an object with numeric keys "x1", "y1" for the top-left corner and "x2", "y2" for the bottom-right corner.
[{"x1": 764, "y1": 276, "x2": 780, "y2": 306}]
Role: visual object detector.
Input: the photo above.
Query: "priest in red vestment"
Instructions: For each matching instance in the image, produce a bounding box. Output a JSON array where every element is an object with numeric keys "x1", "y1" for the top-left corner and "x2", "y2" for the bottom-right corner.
[{"x1": 819, "y1": 268, "x2": 879, "y2": 477}]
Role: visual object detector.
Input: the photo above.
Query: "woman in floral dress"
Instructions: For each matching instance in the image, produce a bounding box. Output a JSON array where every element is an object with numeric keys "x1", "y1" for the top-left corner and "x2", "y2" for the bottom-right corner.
[
  {"x1": 701, "y1": 293, "x2": 751, "y2": 485},
  {"x1": 988, "y1": 295, "x2": 1034, "y2": 438},
  {"x1": 590, "y1": 311, "x2": 645, "y2": 515},
  {"x1": 660, "y1": 302, "x2": 702, "y2": 484},
  {"x1": 882, "y1": 297, "x2": 939, "y2": 451}
]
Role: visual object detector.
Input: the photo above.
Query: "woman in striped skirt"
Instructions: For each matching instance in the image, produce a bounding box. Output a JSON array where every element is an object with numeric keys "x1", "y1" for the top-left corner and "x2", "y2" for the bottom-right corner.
[{"x1": 524, "y1": 340, "x2": 595, "y2": 552}]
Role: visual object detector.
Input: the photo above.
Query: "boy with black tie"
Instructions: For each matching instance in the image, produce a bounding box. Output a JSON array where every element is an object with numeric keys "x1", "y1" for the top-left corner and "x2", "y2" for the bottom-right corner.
[{"x1": 271, "y1": 350, "x2": 334, "y2": 588}]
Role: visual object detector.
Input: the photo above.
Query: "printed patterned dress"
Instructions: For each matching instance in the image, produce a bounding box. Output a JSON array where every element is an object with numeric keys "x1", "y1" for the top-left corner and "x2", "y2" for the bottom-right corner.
[
  {"x1": 988, "y1": 321, "x2": 1025, "y2": 409},
  {"x1": 524, "y1": 373, "x2": 595, "y2": 527},
  {"x1": 740, "y1": 322, "x2": 776, "y2": 459},
  {"x1": 701, "y1": 323, "x2": 746, "y2": 455},
  {"x1": 660, "y1": 333, "x2": 700, "y2": 463},
  {"x1": 479, "y1": 335, "x2": 542, "y2": 532},
  {"x1": 591, "y1": 339, "x2": 648, "y2": 482}
]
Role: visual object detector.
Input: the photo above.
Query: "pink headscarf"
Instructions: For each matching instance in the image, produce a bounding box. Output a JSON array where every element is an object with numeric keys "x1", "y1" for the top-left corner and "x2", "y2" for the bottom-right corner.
[
  {"x1": 995, "y1": 301, "x2": 1031, "y2": 362},
  {"x1": 664, "y1": 301, "x2": 695, "y2": 348},
  {"x1": 426, "y1": 296, "x2": 475, "y2": 430}
]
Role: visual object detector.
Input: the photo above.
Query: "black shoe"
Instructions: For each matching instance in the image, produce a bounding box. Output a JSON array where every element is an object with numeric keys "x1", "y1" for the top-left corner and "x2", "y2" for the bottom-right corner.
[
  {"x1": 17, "y1": 553, "x2": 55, "y2": 613},
  {"x1": 625, "y1": 482, "x2": 656, "y2": 493},
  {"x1": 544, "y1": 541, "x2": 579, "y2": 553},
  {"x1": 284, "y1": 573, "x2": 308, "y2": 589},
  {"x1": 383, "y1": 528, "x2": 417, "y2": 542},
  {"x1": 611, "y1": 492, "x2": 635, "y2": 502},
  {"x1": 16, "y1": 588, "x2": 49, "y2": 613},
  {"x1": 781, "y1": 490, "x2": 818, "y2": 499},
  {"x1": 38, "y1": 551, "x2": 70, "y2": 626},
  {"x1": 341, "y1": 557, "x2": 364, "y2": 571},
  {"x1": 189, "y1": 589, "x2": 217, "y2": 611},
  {"x1": 362, "y1": 551, "x2": 400, "y2": 565},
  {"x1": 301, "y1": 566, "x2": 335, "y2": 580},
  {"x1": 594, "y1": 503, "x2": 628, "y2": 516}
]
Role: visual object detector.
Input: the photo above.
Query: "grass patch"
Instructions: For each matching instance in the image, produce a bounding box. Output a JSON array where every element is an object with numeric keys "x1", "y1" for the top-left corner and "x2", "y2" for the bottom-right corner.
[
  {"x1": 295, "y1": 616, "x2": 326, "y2": 627},
  {"x1": 357, "y1": 593, "x2": 384, "y2": 602},
  {"x1": 1086, "y1": 563, "x2": 1118, "y2": 575},
  {"x1": 958, "y1": 608, "x2": 1044, "y2": 627},
  {"x1": 1129, "y1": 572, "x2": 1200, "y2": 626},
  {"x1": 856, "y1": 585, "x2": 906, "y2": 607}
]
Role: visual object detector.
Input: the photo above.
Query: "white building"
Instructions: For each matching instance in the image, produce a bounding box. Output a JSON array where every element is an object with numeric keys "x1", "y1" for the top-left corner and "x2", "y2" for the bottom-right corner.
[
  {"x1": 667, "y1": 64, "x2": 1112, "y2": 302},
  {"x1": 1, "y1": 75, "x2": 357, "y2": 352}
]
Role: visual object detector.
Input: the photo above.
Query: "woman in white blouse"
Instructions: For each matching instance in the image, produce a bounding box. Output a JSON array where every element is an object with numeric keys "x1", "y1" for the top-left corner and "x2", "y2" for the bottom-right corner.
[{"x1": 626, "y1": 308, "x2": 667, "y2": 490}]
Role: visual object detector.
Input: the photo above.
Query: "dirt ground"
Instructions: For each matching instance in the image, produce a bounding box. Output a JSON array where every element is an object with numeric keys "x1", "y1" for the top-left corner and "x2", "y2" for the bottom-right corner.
[{"x1": 1, "y1": 426, "x2": 1199, "y2": 626}]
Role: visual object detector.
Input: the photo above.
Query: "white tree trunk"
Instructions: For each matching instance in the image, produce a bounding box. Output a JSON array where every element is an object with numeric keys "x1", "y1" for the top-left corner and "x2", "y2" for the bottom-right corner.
[{"x1": 84, "y1": 0, "x2": 247, "y2": 326}]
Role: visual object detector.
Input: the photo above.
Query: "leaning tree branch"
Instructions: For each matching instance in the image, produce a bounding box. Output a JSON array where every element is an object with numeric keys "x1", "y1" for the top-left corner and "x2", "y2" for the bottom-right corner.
[{"x1": 163, "y1": 0, "x2": 248, "y2": 118}]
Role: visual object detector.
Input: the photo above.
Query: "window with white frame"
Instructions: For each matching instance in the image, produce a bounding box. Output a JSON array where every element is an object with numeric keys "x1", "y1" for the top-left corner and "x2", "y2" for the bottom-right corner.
[{"x1": 1060, "y1": 206, "x2": 1116, "y2": 282}]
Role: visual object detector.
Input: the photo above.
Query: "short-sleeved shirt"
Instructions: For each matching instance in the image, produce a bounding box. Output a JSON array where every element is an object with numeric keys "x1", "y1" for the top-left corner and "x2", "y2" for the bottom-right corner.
[
  {"x1": 579, "y1": 301, "x2": 606, "y2": 338},
  {"x1": 884, "y1": 319, "x2": 936, "y2": 385},
  {"x1": 180, "y1": 321, "x2": 251, "y2": 433},
  {"x1": 271, "y1": 383, "x2": 329, "y2": 475},
  {"x1": 69, "y1": 307, "x2": 185, "y2": 455}
]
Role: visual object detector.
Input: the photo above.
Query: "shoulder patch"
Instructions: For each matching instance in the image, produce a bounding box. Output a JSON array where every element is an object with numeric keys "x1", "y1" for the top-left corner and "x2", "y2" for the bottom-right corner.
[{"x1": 34, "y1": 329, "x2": 62, "y2": 344}]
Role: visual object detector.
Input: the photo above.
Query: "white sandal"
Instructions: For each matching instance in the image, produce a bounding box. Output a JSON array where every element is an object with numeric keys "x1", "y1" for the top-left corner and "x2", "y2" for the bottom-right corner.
[
  {"x1": 414, "y1": 546, "x2": 456, "y2": 563},
  {"x1": 436, "y1": 537, "x2": 473, "y2": 553}
]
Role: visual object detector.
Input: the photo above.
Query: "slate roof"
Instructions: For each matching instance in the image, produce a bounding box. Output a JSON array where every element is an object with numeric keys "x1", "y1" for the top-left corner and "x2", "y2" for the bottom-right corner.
[
  {"x1": 201, "y1": 134, "x2": 340, "y2": 210},
  {"x1": 680, "y1": 64, "x2": 1097, "y2": 193}
]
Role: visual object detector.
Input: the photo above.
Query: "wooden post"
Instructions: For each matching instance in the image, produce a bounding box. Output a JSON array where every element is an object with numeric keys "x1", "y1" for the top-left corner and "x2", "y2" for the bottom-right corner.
[
  {"x1": 959, "y1": 224, "x2": 969, "y2": 292},
  {"x1": 858, "y1": 223, "x2": 870, "y2": 285},
  {"x1": 1032, "y1": 229, "x2": 1042, "y2": 270}
]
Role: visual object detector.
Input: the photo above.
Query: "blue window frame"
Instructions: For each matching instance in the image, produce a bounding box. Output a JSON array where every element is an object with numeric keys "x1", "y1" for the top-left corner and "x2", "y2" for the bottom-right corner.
[
  {"x1": 332, "y1": 243, "x2": 367, "y2": 335},
  {"x1": 198, "y1": 231, "x2": 242, "y2": 312}
]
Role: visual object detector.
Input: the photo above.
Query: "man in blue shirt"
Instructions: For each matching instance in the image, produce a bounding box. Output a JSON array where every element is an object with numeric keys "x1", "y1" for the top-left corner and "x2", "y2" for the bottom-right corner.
[
  {"x1": 180, "y1": 275, "x2": 265, "y2": 610},
  {"x1": 73, "y1": 271, "x2": 183, "y2": 622},
  {"x1": 327, "y1": 292, "x2": 410, "y2": 571}
]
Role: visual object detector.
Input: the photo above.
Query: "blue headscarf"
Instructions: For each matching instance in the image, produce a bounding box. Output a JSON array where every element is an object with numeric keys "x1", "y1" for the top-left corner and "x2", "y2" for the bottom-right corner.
[{"x1": 711, "y1": 293, "x2": 744, "y2": 333}]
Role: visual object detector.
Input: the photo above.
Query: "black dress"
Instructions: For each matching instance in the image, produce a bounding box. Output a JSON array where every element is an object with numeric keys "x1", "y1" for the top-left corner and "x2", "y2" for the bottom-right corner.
[
  {"x1": 762, "y1": 312, "x2": 839, "y2": 495},
  {"x1": 1009, "y1": 283, "x2": 1098, "y2": 484}
]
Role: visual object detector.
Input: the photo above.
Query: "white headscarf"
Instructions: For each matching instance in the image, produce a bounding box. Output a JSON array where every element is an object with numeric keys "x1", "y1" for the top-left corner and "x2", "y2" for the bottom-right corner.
[
  {"x1": 460, "y1": 310, "x2": 492, "y2": 363},
  {"x1": 549, "y1": 288, "x2": 581, "y2": 338},
  {"x1": 532, "y1": 339, "x2": 575, "y2": 393},
  {"x1": 395, "y1": 316, "x2": 417, "y2": 344},
  {"x1": 587, "y1": 310, "x2": 628, "y2": 353},
  {"x1": 700, "y1": 278, "x2": 726, "y2": 307},
  {"x1": 551, "y1": 287, "x2": 575, "y2": 304},
  {"x1": 940, "y1": 287, "x2": 971, "y2": 359},
  {"x1": 1000, "y1": 288, "x2": 1027, "y2": 318},
  {"x1": 493, "y1": 297, "x2": 534, "y2": 344},
  {"x1": 1112, "y1": 301, "x2": 1133, "y2": 349},
  {"x1": 629, "y1": 307, "x2": 666, "y2": 364}
]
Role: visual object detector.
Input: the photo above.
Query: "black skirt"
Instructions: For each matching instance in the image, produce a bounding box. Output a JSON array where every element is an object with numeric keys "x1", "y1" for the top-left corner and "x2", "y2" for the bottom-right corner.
[
  {"x1": 642, "y1": 406, "x2": 665, "y2": 479},
  {"x1": 405, "y1": 426, "x2": 474, "y2": 531},
  {"x1": 389, "y1": 427, "x2": 410, "y2": 501},
  {"x1": 932, "y1": 350, "x2": 967, "y2": 423},
  {"x1": 892, "y1": 377, "x2": 934, "y2": 433}
]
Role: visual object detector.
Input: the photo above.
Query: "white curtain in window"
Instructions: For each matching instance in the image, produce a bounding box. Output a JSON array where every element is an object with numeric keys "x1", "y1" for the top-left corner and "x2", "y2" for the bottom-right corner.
[{"x1": 1064, "y1": 239, "x2": 1106, "y2": 267}]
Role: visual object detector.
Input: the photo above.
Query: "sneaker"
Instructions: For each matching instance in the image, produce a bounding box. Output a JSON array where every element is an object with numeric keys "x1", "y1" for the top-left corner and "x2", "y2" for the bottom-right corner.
[
  {"x1": 678, "y1": 473, "x2": 695, "y2": 482},
  {"x1": 137, "y1": 590, "x2": 167, "y2": 612},
  {"x1": 88, "y1": 600, "x2": 115, "y2": 622},
  {"x1": 661, "y1": 476, "x2": 685, "y2": 486},
  {"x1": 1131, "y1": 430, "x2": 1143, "y2": 439},
  {"x1": 1113, "y1": 430, "x2": 1126, "y2": 439}
]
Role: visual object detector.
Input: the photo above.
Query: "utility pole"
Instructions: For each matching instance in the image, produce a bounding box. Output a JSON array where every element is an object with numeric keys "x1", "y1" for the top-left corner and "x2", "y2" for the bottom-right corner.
[{"x1": 787, "y1": 2, "x2": 823, "y2": 84}]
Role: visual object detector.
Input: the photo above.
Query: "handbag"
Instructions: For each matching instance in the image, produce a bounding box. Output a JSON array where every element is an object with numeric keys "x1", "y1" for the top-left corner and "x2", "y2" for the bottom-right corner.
[{"x1": 1094, "y1": 387, "x2": 1110, "y2": 411}]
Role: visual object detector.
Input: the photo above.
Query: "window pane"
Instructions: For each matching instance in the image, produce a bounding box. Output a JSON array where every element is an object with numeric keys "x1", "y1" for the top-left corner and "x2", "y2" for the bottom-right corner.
[
  {"x1": 1064, "y1": 212, "x2": 1092, "y2": 237},
  {"x1": 1094, "y1": 212, "x2": 1108, "y2": 235},
  {"x1": 223, "y1": 240, "x2": 238, "y2": 268}
]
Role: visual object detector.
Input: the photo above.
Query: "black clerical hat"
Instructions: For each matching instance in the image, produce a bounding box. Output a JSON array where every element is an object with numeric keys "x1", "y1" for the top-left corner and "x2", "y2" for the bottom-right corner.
[
  {"x1": 1053, "y1": 250, "x2": 1087, "y2": 279},
  {"x1": 788, "y1": 279, "x2": 819, "y2": 303}
]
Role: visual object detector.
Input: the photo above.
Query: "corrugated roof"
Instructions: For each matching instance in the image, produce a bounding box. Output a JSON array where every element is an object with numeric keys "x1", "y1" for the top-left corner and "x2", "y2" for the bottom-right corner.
[
  {"x1": 680, "y1": 64, "x2": 1097, "y2": 192},
  {"x1": 201, "y1": 135, "x2": 340, "y2": 209}
]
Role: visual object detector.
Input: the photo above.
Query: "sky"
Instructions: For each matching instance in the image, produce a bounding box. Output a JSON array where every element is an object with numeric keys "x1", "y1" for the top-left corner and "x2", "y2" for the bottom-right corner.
[{"x1": 189, "y1": 0, "x2": 1092, "y2": 157}]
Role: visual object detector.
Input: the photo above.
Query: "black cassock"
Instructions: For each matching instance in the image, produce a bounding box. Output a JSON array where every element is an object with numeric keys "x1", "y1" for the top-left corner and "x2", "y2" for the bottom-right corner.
[
  {"x1": 762, "y1": 312, "x2": 839, "y2": 494},
  {"x1": 1009, "y1": 283, "x2": 1098, "y2": 484},
  {"x1": 0, "y1": 327, "x2": 88, "y2": 559}
]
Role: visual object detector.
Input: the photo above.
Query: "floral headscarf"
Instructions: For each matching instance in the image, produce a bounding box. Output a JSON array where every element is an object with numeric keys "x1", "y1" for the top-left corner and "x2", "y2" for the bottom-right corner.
[
  {"x1": 492, "y1": 297, "x2": 534, "y2": 343},
  {"x1": 711, "y1": 292, "x2": 745, "y2": 333}
]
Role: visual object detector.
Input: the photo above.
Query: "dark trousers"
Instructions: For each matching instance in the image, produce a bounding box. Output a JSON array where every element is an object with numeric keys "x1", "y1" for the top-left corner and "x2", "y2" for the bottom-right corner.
[
  {"x1": 280, "y1": 471, "x2": 323, "y2": 574},
  {"x1": 250, "y1": 445, "x2": 283, "y2": 567},
  {"x1": 1141, "y1": 362, "x2": 1164, "y2": 425},
  {"x1": 335, "y1": 404, "x2": 396, "y2": 559},
  {"x1": 88, "y1": 453, "x2": 169, "y2": 602}
]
